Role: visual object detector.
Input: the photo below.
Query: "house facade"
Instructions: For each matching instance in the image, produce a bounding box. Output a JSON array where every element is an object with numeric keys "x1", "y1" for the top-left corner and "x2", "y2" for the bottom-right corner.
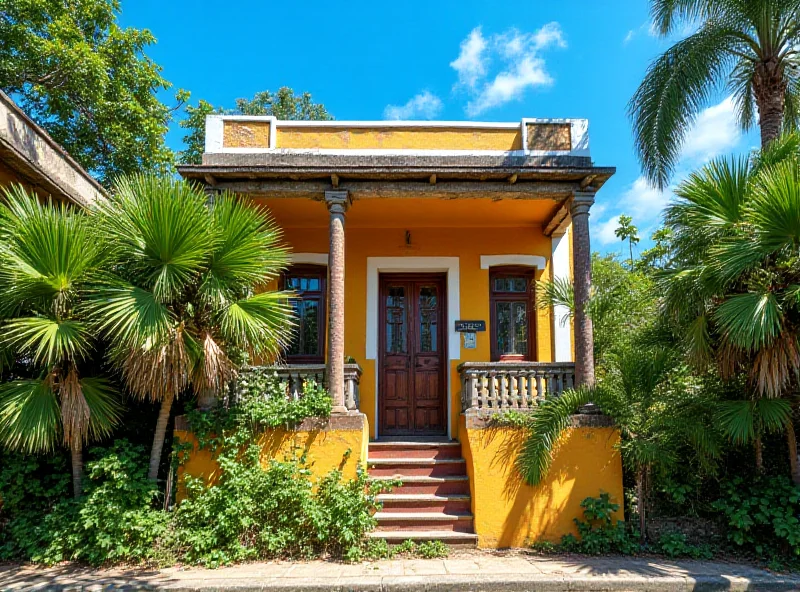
[{"x1": 177, "y1": 116, "x2": 623, "y2": 548}]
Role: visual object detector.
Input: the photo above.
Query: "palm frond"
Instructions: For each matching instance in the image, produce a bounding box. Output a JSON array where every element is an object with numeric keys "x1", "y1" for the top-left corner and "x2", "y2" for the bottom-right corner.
[
  {"x1": 201, "y1": 194, "x2": 291, "y2": 307},
  {"x1": 650, "y1": 0, "x2": 726, "y2": 36},
  {"x1": 80, "y1": 377, "x2": 122, "y2": 442},
  {"x1": 629, "y1": 24, "x2": 741, "y2": 189},
  {"x1": 715, "y1": 291, "x2": 782, "y2": 352},
  {"x1": 0, "y1": 378, "x2": 60, "y2": 453},
  {"x1": 750, "y1": 158, "x2": 800, "y2": 252},
  {"x1": 106, "y1": 175, "x2": 213, "y2": 303},
  {"x1": 59, "y1": 366, "x2": 89, "y2": 446},
  {"x1": 123, "y1": 326, "x2": 191, "y2": 401},
  {"x1": 86, "y1": 282, "x2": 173, "y2": 350},
  {"x1": 516, "y1": 387, "x2": 595, "y2": 486},
  {"x1": 535, "y1": 277, "x2": 574, "y2": 321},
  {"x1": 717, "y1": 398, "x2": 791, "y2": 444},
  {"x1": 218, "y1": 291, "x2": 295, "y2": 357},
  {"x1": 4, "y1": 317, "x2": 91, "y2": 367}
]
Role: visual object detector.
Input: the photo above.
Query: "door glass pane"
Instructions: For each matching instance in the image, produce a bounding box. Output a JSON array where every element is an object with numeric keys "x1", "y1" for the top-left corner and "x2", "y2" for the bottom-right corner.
[
  {"x1": 496, "y1": 301, "x2": 511, "y2": 354},
  {"x1": 419, "y1": 286, "x2": 438, "y2": 353},
  {"x1": 513, "y1": 301, "x2": 528, "y2": 355},
  {"x1": 386, "y1": 286, "x2": 407, "y2": 354}
]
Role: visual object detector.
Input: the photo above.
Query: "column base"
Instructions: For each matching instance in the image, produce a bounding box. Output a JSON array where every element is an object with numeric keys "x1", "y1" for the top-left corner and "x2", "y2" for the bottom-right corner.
[{"x1": 331, "y1": 405, "x2": 350, "y2": 414}]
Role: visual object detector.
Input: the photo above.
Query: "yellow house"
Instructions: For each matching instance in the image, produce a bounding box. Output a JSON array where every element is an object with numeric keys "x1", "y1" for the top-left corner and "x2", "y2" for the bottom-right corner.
[{"x1": 177, "y1": 116, "x2": 623, "y2": 548}]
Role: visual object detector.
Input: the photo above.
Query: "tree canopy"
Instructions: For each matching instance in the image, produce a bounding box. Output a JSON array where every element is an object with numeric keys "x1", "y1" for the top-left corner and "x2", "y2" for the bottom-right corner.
[{"x1": 0, "y1": 0, "x2": 184, "y2": 185}]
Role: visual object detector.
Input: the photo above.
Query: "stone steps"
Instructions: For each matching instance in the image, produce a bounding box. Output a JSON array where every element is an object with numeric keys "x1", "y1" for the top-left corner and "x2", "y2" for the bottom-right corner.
[{"x1": 367, "y1": 440, "x2": 476, "y2": 547}]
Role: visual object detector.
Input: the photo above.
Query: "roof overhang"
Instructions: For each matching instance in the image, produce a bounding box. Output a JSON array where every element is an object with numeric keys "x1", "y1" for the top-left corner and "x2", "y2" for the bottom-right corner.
[
  {"x1": 0, "y1": 91, "x2": 106, "y2": 207},
  {"x1": 178, "y1": 152, "x2": 615, "y2": 202}
]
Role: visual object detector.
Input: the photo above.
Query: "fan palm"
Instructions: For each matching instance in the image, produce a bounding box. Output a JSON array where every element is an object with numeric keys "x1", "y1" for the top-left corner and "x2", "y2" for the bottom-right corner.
[
  {"x1": 91, "y1": 175, "x2": 295, "y2": 482},
  {"x1": 0, "y1": 186, "x2": 121, "y2": 498},
  {"x1": 630, "y1": 0, "x2": 800, "y2": 188},
  {"x1": 660, "y1": 133, "x2": 800, "y2": 482}
]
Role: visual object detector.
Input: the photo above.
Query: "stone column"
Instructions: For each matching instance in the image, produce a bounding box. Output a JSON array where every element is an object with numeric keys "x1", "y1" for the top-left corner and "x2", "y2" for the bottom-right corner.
[
  {"x1": 325, "y1": 190, "x2": 350, "y2": 413},
  {"x1": 570, "y1": 192, "x2": 595, "y2": 388}
]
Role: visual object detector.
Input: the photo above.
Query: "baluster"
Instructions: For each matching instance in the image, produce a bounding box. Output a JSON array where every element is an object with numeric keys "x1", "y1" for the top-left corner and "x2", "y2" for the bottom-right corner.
[
  {"x1": 488, "y1": 370, "x2": 497, "y2": 410},
  {"x1": 292, "y1": 372, "x2": 301, "y2": 400},
  {"x1": 565, "y1": 369, "x2": 574, "y2": 392},
  {"x1": 345, "y1": 376, "x2": 356, "y2": 410},
  {"x1": 536, "y1": 371, "x2": 545, "y2": 404},
  {"x1": 502, "y1": 370, "x2": 517, "y2": 409},
  {"x1": 479, "y1": 371, "x2": 489, "y2": 409},
  {"x1": 469, "y1": 371, "x2": 479, "y2": 409},
  {"x1": 509, "y1": 371, "x2": 518, "y2": 410}
]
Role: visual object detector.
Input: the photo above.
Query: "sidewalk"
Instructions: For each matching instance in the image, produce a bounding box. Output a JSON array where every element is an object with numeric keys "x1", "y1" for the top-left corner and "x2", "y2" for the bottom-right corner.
[{"x1": 3, "y1": 550, "x2": 800, "y2": 591}]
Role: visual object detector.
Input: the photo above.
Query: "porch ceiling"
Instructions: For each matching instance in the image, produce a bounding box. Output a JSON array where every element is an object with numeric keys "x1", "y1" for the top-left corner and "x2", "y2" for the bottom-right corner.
[{"x1": 254, "y1": 196, "x2": 562, "y2": 229}]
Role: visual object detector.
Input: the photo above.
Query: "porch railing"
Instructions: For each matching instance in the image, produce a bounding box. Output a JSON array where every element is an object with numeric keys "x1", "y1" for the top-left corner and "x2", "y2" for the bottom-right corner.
[
  {"x1": 239, "y1": 363, "x2": 362, "y2": 411},
  {"x1": 458, "y1": 362, "x2": 575, "y2": 412}
]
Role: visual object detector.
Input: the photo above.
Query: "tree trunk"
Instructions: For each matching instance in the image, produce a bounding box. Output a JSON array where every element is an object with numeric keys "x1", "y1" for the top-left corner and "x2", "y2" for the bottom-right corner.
[
  {"x1": 148, "y1": 391, "x2": 175, "y2": 482},
  {"x1": 70, "y1": 439, "x2": 83, "y2": 498},
  {"x1": 754, "y1": 57, "x2": 788, "y2": 147},
  {"x1": 755, "y1": 436, "x2": 764, "y2": 473},
  {"x1": 637, "y1": 465, "x2": 646, "y2": 545},
  {"x1": 787, "y1": 420, "x2": 800, "y2": 485}
]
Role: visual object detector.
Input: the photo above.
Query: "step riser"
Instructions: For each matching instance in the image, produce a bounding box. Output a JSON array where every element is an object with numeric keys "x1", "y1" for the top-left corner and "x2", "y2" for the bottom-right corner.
[
  {"x1": 368, "y1": 532, "x2": 478, "y2": 548},
  {"x1": 369, "y1": 464, "x2": 466, "y2": 478},
  {"x1": 379, "y1": 500, "x2": 471, "y2": 513},
  {"x1": 369, "y1": 447, "x2": 462, "y2": 460},
  {"x1": 376, "y1": 520, "x2": 474, "y2": 533},
  {"x1": 387, "y1": 481, "x2": 471, "y2": 496}
]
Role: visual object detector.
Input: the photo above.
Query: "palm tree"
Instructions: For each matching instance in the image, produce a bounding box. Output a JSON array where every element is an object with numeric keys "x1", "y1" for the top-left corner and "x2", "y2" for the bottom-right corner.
[
  {"x1": 90, "y1": 175, "x2": 295, "y2": 481},
  {"x1": 0, "y1": 186, "x2": 121, "y2": 498},
  {"x1": 660, "y1": 133, "x2": 800, "y2": 483},
  {"x1": 516, "y1": 344, "x2": 719, "y2": 543},
  {"x1": 630, "y1": 0, "x2": 800, "y2": 188},
  {"x1": 614, "y1": 215, "x2": 640, "y2": 268}
]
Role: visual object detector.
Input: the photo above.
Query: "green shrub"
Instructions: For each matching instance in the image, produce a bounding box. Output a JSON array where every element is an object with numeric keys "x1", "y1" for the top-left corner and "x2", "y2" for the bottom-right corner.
[
  {"x1": 655, "y1": 532, "x2": 712, "y2": 559},
  {"x1": 0, "y1": 451, "x2": 71, "y2": 560},
  {"x1": 712, "y1": 475, "x2": 800, "y2": 560},
  {"x1": 416, "y1": 540, "x2": 449, "y2": 558},
  {"x1": 1, "y1": 442, "x2": 167, "y2": 566},
  {"x1": 560, "y1": 493, "x2": 640, "y2": 555}
]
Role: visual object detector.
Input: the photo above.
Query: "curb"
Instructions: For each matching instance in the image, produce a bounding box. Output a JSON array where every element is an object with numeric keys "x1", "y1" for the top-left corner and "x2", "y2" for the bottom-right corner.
[{"x1": 8, "y1": 573, "x2": 800, "y2": 592}]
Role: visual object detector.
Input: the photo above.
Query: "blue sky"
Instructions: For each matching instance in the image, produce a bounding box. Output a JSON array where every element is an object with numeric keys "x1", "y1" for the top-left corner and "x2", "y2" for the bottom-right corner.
[{"x1": 118, "y1": 0, "x2": 757, "y2": 257}]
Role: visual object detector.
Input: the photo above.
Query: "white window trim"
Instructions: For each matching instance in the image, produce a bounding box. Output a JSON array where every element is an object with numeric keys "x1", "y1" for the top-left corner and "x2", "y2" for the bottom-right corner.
[
  {"x1": 290, "y1": 253, "x2": 329, "y2": 266},
  {"x1": 366, "y1": 257, "x2": 460, "y2": 440},
  {"x1": 479, "y1": 255, "x2": 547, "y2": 270}
]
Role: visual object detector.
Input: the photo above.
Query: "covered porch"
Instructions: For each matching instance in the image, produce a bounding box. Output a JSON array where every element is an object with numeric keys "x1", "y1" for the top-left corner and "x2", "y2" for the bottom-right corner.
[{"x1": 177, "y1": 117, "x2": 614, "y2": 439}]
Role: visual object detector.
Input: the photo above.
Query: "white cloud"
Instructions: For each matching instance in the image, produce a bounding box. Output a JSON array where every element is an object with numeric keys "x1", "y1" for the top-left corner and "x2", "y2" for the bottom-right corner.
[
  {"x1": 594, "y1": 96, "x2": 742, "y2": 249},
  {"x1": 681, "y1": 95, "x2": 740, "y2": 161},
  {"x1": 623, "y1": 30, "x2": 635, "y2": 44},
  {"x1": 384, "y1": 91, "x2": 443, "y2": 120},
  {"x1": 593, "y1": 178, "x2": 670, "y2": 246},
  {"x1": 623, "y1": 21, "x2": 659, "y2": 45},
  {"x1": 451, "y1": 23, "x2": 566, "y2": 116},
  {"x1": 450, "y1": 28, "x2": 488, "y2": 89}
]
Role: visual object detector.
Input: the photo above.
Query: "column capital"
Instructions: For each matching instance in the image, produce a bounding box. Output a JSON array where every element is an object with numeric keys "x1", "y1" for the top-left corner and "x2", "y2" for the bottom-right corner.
[
  {"x1": 325, "y1": 190, "x2": 350, "y2": 214},
  {"x1": 570, "y1": 191, "x2": 595, "y2": 217}
]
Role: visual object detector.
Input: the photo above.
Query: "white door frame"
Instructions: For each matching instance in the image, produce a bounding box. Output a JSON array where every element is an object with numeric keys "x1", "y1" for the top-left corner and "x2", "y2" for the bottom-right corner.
[{"x1": 366, "y1": 257, "x2": 460, "y2": 440}]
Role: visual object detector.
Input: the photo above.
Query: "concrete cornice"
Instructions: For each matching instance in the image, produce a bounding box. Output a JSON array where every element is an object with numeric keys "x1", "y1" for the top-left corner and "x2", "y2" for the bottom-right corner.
[{"x1": 0, "y1": 91, "x2": 106, "y2": 207}]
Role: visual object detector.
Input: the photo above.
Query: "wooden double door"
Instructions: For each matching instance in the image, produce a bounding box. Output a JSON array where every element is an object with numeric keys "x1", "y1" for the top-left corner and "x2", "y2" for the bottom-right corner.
[{"x1": 379, "y1": 273, "x2": 447, "y2": 436}]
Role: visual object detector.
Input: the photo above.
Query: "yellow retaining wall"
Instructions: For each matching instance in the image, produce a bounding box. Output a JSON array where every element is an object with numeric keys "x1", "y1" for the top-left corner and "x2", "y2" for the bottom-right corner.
[
  {"x1": 458, "y1": 414, "x2": 624, "y2": 548},
  {"x1": 175, "y1": 414, "x2": 369, "y2": 497}
]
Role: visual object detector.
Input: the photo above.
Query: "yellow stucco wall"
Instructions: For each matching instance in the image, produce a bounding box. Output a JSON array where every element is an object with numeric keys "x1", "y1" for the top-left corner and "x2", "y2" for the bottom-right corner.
[
  {"x1": 459, "y1": 416, "x2": 624, "y2": 548},
  {"x1": 174, "y1": 417, "x2": 369, "y2": 497},
  {"x1": 280, "y1": 225, "x2": 555, "y2": 438},
  {"x1": 275, "y1": 127, "x2": 523, "y2": 151}
]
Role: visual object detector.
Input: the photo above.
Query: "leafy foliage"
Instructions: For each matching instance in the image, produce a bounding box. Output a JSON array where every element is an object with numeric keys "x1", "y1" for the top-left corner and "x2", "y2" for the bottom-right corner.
[
  {"x1": 0, "y1": 0, "x2": 183, "y2": 184},
  {"x1": 712, "y1": 475, "x2": 800, "y2": 560},
  {"x1": 656, "y1": 532, "x2": 713, "y2": 559},
  {"x1": 559, "y1": 494, "x2": 640, "y2": 555}
]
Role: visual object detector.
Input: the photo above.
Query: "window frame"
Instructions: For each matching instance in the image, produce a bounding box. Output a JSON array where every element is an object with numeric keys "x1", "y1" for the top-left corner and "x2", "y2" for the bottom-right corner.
[
  {"x1": 280, "y1": 264, "x2": 327, "y2": 364},
  {"x1": 489, "y1": 266, "x2": 536, "y2": 362}
]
